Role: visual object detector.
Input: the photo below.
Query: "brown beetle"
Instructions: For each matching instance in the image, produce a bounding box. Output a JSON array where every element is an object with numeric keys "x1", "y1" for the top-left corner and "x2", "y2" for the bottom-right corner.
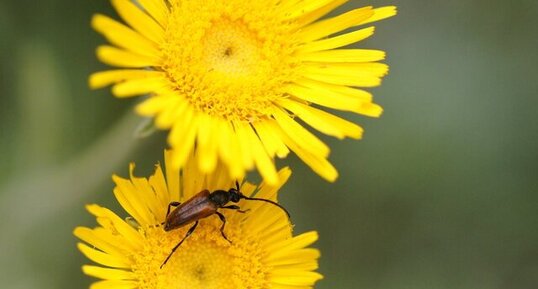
[{"x1": 161, "y1": 181, "x2": 290, "y2": 268}]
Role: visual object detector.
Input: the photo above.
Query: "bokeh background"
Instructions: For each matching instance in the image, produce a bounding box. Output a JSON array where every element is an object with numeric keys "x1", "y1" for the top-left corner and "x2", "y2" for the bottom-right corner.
[{"x1": 1, "y1": 1, "x2": 537, "y2": 289}]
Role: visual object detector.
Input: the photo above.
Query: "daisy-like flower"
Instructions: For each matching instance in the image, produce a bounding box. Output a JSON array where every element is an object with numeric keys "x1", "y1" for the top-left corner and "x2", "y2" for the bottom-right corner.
[
  {"x1": 74, "y1": 150, "x2": 322, "y2": 289},
  {"x1": 90, "y1": 0, "x2": 396, "y2": 184}
]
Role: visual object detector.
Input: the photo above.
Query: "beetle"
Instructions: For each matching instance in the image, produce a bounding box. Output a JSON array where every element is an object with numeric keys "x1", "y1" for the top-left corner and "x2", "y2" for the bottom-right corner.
[{"x1": 160, "y1": 181, "x2": 290, "y2": 268}]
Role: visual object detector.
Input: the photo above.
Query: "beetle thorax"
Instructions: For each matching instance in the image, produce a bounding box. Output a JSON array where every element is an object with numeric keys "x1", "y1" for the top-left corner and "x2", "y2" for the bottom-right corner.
[{"x1": 208, "y1": 190, "x2": 231, "y2": 207}]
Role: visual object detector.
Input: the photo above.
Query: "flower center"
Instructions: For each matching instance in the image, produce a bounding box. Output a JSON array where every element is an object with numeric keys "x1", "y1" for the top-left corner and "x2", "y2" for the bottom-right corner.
[
  {"x1": 132, "y1": 218, "x2": 268, "y2": 289},
  {"x1": 161, "y1": 1, "x2": 300, "y2": 122},
  {"x1": 202, "y1": 19, "x2": 262, "y2": 77}
]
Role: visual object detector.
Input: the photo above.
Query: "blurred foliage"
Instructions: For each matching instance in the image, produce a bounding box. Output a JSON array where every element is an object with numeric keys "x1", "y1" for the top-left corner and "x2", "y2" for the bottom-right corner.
[{"x1": 0, "y1": 1, "x2": 537, "y2": 289}]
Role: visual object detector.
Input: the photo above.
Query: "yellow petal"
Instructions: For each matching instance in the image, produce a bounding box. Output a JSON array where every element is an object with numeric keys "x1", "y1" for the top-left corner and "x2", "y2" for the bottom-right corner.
[
  {"x1": 218, "y1": 121, "x2": 245, "y2": 180},
  {"x1": 271, "y1": 285, "x2": 312, "y2": 289},
  {"x1": 259, "y1": 167, "x2": 292, "y2": 196},
  {"x1": 147, "y1": 164, "x2": 171, "y2": 218},
  {"x1": 77, "y1": 243, "x2": 130, "y2": 268},
  {"x1": 86, "y1": 204, "x2": 143, "y2": 249},
  {"x1": 299, "y1": 7, "x2": 373, "y2": 42},
  {"x1": 234, "y1": 121, "x2": 255, "y2": 170},
  {"x1": 271, "y1": 109, "x2": 329, "y2": 158},
  {"x1": 297, "y1": 0, "x2": 348, "y2": 26},
  {"x1": 135, "y1": 94, "x2": 176, "y2": 116},
  {"x1": 353, "y1": 102, "x2": 383, "y2": 117},
  {"x1": 297, "y1": 27, "x2": 375, "y2": 53},
  {"x1": 286, "y1": 81, "x2": 361, "y2": 112},
  {"x1": 89, "y1": 70, "x2": 163, "y2": 89},
  {"x1": 112, "y1": 172, "x2": 153, "y2": 225},
  {"x1": 272, "y1": 262, "x2": 320, "y2": 274},
  {"x1": 272, "y1": 123, "x2": 338, "y2": 182},
  {"x1": 164, "y1": 150, "x2": 181, "y2": 201},
  {"x1": 181, "y1": 150, "x2": 204, "y2": 198},
  {"x1": 91, "y1": 14, "x2": 159, "y2": 57},
  {"x1": 138, "y1": 0, "x2": 168, "y2": 27},
  {"x1": 154, "y1": 98, "x2": 188, "y2": 128},
  {"x1": 111, "y1": 0, "x2": 164, "y2": 43},
  {"x1": 73, "y1": 227, "x2": 127, "y2": 257},
  {"x1": 303, "y1": 71, "x2": 382, "y2": 87},
  {"x1": 266, "y1": 248, "x2": 321, "y2": 266},
  {"x1": 283, "y1": 0, "x2": 338, "y2": 20},
  {"x1": 96, "y1": 45, "x2": 156, "y2": 68},
  {"x1": 197, "y1": 115, "x2": 219, "y2": 173},
  {"x1": 168, "y1": 108, "x2": 200, "y2": 169},
  {"x1": 360, "y1": 6, "x2": 398, "y2": 25},
  {"x1": 271, "y1": 272, "x2": 324, "y2": 286},
  {"x1": 89, "y1": 280, "x2": 137, "y2": 289},
  {"x1": 278, "y1": 98, "x2": 363, "y2": 139},
  {"x1": 302, "y1": 62, "x2": 389, "y2": 78},
  {"x1": 215, "y1": 119, "x2": 233, "y2": 164},
  {"x1": 82, "y1": 265, "x2": 135, "y2": 280},
  {"x1": 205, "y1": 161, "x2": 233, "y2": 193},
  {"x1": 247, "y1": 211, "x2": 289, "y2": 240},
  {"x1": 297, "y1": 78, "x2": 373, "y2": 103},
  {"x1": 300, "y1": 49, "x2": 385, "y2": 63},
  {"x1": 243, "y1": 124, "x2": 279, "y2": 185},
  {"x1": 267, "y1": 231, "x2": 319, "y2": 253},
  {"x1": 111, "y1": 77, "x2": 167, "y2": 98},
  {"x1": 128, "y1": 167, "x2": 166, "y2": 222},
  {"x1": 252, "y1": 120, "x2": 290, "y2": 158},
  {"x1": 248, "y1": 193, "x2": 284, "y2": 224}
]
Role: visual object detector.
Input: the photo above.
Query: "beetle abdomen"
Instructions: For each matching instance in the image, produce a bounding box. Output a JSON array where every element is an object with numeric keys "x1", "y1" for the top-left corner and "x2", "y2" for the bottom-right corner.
[{"x1": 164, "y1": 190, "x2": 218, "y2": 231}]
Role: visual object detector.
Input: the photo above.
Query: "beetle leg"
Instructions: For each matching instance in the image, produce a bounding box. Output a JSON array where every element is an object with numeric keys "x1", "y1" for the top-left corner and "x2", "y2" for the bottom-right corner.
[
  {"x1": 222, "y1": 205, "x2": 250, "y2": 213},
  {"x1": 166, "y1": 201, "x2": 181, "y2": 217},
  {"x1": 160, "y1": 220, "x2": 198, "y2": 269},
  {"x1": 215, "y1": 211, "x2": 232, "y2": 244}
]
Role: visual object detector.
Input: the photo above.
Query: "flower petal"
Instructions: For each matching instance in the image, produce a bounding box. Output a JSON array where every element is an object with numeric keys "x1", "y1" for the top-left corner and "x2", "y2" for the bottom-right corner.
[
  {"x1": 278, "y1": 98, "x2": 363, "y2": 139},
  {"x1": 299, "y1": 6, "x2": 373, "y2": 42},
  {"x1": 89, "y1": 70, "x2": 163, "y2": 89},
  {"x1": 77, "y1": 243, "x2": 130, "y2": 268},
  {"x1": 91, "y1": 14, "x2": 159, "y2": 57},
  {"x1": 272, "y1": 109, "x2": 329, "y2": 158},
  {"x1": 89, "y1": 280, "x2": 137, "y2": 289},
  {"x1": 96, "y1": 45, "x2": 156, "y2": 68},
  {"x1": 82, "y1": 265, "x2": 135, "y2": 280},
  {"x1": 300, "y1": 49, "x2": 385, "y2": 63},
  {"x1": 297, "y1": 26, "x2": 375, "y2": 53},
  {"x1": 111, "y1": 0, "x2": 164, "y2": 43},
  {"x1": 138, "y1": 0, "x2": 169, "y2": 27}
]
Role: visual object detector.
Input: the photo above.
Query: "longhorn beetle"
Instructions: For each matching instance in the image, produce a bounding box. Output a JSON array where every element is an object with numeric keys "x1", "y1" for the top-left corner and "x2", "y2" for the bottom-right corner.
[{"x1": 160, "y1": 181, "x2": 290, "y2": 268}]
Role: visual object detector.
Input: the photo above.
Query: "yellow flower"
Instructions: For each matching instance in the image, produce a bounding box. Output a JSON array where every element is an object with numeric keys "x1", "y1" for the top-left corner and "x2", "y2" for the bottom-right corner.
[
  {"x1": 74, "y1": 150, "x2": 322, "y2": 289},
  {"x1": 90, "y1": 0, "x2": 396, "y2": 184}
]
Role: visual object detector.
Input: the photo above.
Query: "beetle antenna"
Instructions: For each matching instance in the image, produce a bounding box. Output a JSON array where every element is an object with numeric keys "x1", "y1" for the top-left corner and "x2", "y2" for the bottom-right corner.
[
  {"x1": 240, "y1": 196, "x2": 291, "y2": 220},
  {"x1": 235, "y1": 180, "x2": 240, "y2": 191}
]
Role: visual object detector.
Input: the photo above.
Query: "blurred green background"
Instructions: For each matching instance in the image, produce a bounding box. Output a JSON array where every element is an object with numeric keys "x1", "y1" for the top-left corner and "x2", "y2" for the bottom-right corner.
[{"x1": 1, "y1": 1, "x2": 537, "y2": 289}]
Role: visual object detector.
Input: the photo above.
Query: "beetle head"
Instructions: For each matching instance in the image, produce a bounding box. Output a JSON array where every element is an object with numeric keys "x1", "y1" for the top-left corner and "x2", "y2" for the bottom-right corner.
[
  {"x1": 228, "y1": 181, "x2": 243, "y2": 203},
  {"x1": 228, "y1": 188, "x2": 242, "y2": 203}
]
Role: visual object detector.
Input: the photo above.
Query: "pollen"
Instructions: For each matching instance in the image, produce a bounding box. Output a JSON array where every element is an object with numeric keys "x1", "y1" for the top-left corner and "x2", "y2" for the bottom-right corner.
[
  {"x1": 202, "y1": 19, "x2": 261, "y2": 77},
  {"x1": 161, "y1": 0, "x2": 299, "y2": 122},
  {"x1": 134, "y1": 219, "x2": 267, "y2": 289}
]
